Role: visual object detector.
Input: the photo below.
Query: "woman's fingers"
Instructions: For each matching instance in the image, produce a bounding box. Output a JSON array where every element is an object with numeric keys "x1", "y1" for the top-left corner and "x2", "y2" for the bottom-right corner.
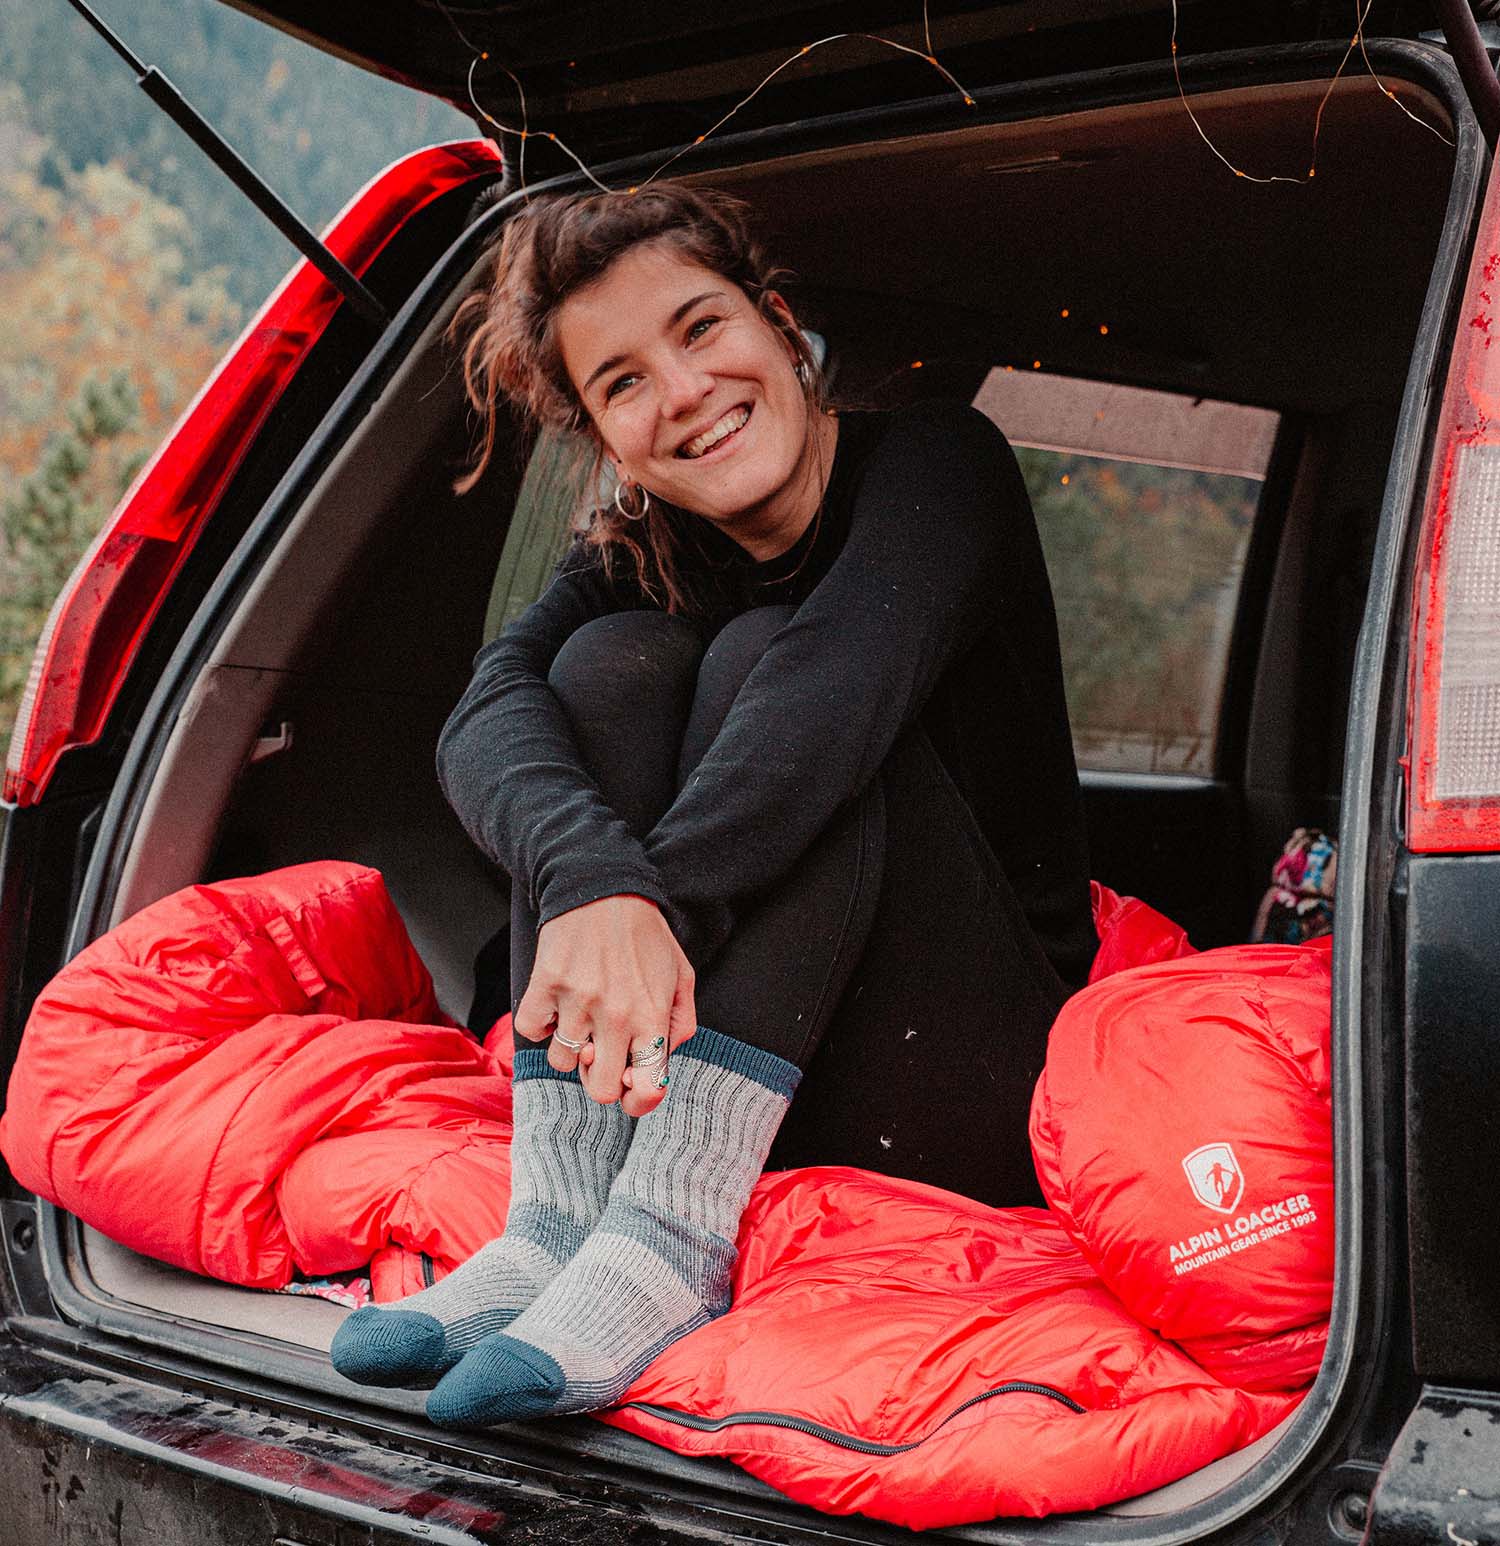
[
  {"x1": 620, "y1": 1032, "x2": 671, "y2": 1118},
  {"x1": 514, "y1": 980, "x2": 593, "y2": 1074},
  {"x1": 667, "y1": 959, "x2": 697, "y2": 1051},
  {"x1": 546, "y1": 1019, "x2": 594, "y2": 1074},
  {"x1": 513, "y1": 982, "x2": 559, "y2": 1043},
  {"x1": 582, "y1": 1016, "x2": 632, "y2": 1104},
  {"x1": 520, "y1": 896, "x2": 694, "y2": 1104}
]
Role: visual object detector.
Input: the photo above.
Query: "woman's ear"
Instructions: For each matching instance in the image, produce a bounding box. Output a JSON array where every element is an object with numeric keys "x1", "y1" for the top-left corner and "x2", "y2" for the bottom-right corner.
[
  {"x1": 765, "y1": 290, "x2": 797, "y2": 329},
  {"x1": 764, "y1": 290, "x2": 805, "y2": 371}
]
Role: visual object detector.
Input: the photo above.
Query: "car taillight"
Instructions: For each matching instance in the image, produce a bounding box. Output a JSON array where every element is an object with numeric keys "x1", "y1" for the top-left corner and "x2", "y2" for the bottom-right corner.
[
  {"x1": 3, "y1": 139, "x2": 502, "y2": 809},
  {"x1": 1409, "y1": 158, "x2": 1500, "y2": 852}
]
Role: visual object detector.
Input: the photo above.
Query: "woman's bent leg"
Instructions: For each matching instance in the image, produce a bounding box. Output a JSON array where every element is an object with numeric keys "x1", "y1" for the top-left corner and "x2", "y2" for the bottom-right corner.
[
  {"x1": 768, "y1": 726, "x2": 1070, "y2": 1207},
  {"x1": 427, "y1": 609, "x2": 888, "y2": 1426},
  {"x1": 674, "y1": 609, "x2": 1063, "y2": 1210},
  {"x1": 685, "y1": 607, "x2": 887, "y2": 1066},
  {"x1": 332, "y1": 615, "x2": 703, "y2": 1391},
  {"x1": 509, "y1": 610, "x2": 708, "y2": 1015}
]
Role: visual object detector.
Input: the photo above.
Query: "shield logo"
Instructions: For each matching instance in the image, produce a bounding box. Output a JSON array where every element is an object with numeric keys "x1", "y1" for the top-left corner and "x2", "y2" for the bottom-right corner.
[{"x1": 1182, "y1": 1143, "x2": 1244, "y2": 1214}]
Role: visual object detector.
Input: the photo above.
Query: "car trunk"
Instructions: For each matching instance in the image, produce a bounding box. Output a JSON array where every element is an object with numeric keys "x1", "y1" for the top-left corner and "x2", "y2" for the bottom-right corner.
[{"x1": 22, "y1": 36, "x2": 1479, "y2": 1542}]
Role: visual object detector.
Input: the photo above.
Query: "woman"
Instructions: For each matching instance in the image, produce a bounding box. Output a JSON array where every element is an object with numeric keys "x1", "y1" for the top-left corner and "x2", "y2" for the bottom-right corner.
[{"x1": 331, "y1": 183, "x2": 1096, "y2": 1430}]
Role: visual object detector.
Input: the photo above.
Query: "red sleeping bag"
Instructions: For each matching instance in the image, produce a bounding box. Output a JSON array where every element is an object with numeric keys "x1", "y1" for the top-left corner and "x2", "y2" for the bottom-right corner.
[
  {"x1": 0, "y1": 863, "x2": 518, "y2": 1292},
  {"x1": 0, "y1": 863, "x2": 1332, "y2": 1527},
  {"x1": 1031, "y1": 938, "x2": 1334, "y2": 1391},
  {"x1": 601, "y1": 1170, "x2": 1300, "y2": 1525}
]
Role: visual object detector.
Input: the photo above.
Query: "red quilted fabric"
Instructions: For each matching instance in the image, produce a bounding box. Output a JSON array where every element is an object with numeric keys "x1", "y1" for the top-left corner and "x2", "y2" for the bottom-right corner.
[
  {"x1": 1031, "y1": 938, "x2": 1334, "y2": 1391},
  {"x1": 0, "y1": 863, "x2": 1324, "y2": 1525},
  {"x1": 0, "y1": 863, "x2": 516, "y2": 1290}
]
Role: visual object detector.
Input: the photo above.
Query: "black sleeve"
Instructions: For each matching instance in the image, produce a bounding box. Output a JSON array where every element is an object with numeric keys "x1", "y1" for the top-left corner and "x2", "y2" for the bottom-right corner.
[
  {"x1": 641, "y1": 400, "x2": 1016, "y2": 961},
  {"x1": 435, "y1": 550, "x2": 671, "y2": 927}
]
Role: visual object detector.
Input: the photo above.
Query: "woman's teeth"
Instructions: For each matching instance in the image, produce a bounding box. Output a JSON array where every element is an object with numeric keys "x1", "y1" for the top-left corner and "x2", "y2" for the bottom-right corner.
[{"x1": 678, "y1": 405, "x2": 750, "y2": 459}]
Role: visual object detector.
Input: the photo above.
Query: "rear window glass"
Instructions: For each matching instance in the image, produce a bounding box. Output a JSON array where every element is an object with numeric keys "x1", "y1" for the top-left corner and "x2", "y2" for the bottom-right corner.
[{"x1": 973, "y1": 370, "x2": 1279, "y2": 776}]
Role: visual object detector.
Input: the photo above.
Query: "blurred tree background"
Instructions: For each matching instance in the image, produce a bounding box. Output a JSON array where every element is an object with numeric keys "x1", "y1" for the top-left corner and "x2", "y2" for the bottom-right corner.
[
  {"x1": 0, "y1": 0, "x2": 472, "y2": 743},
  {"x1": 1015, "y1": 447, "x2": 1259, "y2": 774}
]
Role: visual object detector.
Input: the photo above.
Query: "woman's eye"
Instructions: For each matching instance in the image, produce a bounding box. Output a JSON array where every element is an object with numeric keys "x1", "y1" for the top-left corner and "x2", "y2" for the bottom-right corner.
[
  {"x1": 687, "y1": 316, "x2": 720, "y2": 342},
  {"x1": 604, "y1": 373, "x2": 639, "y2": 401}
]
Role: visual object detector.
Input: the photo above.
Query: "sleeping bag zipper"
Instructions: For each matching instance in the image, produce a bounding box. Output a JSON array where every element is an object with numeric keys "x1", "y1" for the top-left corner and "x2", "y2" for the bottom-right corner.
[
  {"x1": 620, "y1": 1380, "x2": 1085, "y2": 1457},
  {"x1": 420, "y1": 1252, "x2": 436, "y2": 1287}
]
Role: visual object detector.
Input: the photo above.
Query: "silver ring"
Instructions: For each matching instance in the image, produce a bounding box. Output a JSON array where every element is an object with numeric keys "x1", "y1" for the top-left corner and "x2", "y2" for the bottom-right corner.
[
  {"x1": 553, "y1": 1030, "x2": 588, "y2": 1053},
  {"x1": 628, "y1": 1035, "x2": 667, "y2": 1070}
]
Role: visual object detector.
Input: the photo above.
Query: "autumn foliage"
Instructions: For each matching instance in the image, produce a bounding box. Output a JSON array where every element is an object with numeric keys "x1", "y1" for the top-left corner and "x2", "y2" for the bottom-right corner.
[{"x1": 0, "y1": 89, "x2": 241, "y2": 743}]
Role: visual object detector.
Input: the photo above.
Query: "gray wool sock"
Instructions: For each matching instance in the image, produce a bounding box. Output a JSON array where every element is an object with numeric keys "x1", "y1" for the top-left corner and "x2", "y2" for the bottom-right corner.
[
  {"x1": 425, "y1": 1028, "x2": 799, "y2": 1429},
  {"x1": 330, "y1": 1051, "x2": 633, "y2": 1388}
]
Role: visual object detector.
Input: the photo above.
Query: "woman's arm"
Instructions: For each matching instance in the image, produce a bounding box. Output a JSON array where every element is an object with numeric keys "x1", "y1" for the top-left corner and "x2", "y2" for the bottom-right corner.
[
  {"x1": 642, "y1": 400, "x2": 1021, "y2": 962},
  {"x1": 437, "y1": 555, "x2": 670, "y2": 926},
  {"x1": 437, "y1": 554, "x2": 696, "y2": 1111}
]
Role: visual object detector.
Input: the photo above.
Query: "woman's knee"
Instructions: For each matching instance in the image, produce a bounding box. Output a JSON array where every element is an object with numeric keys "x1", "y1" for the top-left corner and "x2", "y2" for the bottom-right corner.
[
  {"x1": 695, "y1": 606, "x2": 797, "y2": 708},
  {"x1": 548, "y1": 611, "x2": 704, "y2": 720}
]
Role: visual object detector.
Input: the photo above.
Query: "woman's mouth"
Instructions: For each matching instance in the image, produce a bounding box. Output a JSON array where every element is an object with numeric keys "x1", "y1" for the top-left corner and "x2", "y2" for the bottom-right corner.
[{"x1": 677, "y1": 404, "x2": 751, "y2": 459}]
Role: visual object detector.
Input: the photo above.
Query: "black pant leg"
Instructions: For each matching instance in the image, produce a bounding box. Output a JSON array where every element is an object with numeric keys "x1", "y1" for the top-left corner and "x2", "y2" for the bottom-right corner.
[
  {"x1": 767, "y1": 725, "x2": 1070, "y2": 1207},
  {"x1": 508, "y1": 612, "x2": 706, "y2": 1026},
  {"x1": 505, "y1": 606, "x2": 886, "y2": 1071},
  {"x1": 675, "y1": 608, "x2": 886, "y2": 1065}
]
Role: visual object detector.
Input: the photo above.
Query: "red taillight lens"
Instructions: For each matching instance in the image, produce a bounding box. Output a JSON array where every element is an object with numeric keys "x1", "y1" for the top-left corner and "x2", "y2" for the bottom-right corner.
[
  {"x1": 1409, "y1": 160, "x2": 1500, "y2": 852},
  {"x1": 3, "y1": 139, "x2": 502, "y2": 808}
]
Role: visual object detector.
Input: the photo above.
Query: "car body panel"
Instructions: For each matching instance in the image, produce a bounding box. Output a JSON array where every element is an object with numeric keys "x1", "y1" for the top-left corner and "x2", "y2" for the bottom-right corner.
[
  {"x1": 1402, "y1": 853, "x2": 1500, "y2": 1385},
  {"x1": 1366, "y1": 1390, "x2": 1500, "y2": 1546}
]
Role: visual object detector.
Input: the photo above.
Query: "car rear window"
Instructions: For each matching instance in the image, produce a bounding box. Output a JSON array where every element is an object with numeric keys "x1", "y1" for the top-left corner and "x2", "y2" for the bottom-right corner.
[{"x1": 973, "y1": 369, "x2": 1279, "y2": 776}]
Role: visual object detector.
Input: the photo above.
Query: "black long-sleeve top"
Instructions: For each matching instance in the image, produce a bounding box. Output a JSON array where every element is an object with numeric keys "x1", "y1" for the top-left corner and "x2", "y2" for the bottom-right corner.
[{"x1": 437, "y1": 399, "x2": 1096, "y2": 988}]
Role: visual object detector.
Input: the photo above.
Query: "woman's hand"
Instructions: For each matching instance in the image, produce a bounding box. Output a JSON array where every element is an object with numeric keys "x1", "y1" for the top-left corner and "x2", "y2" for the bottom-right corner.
[{"x1": 513, "y1": 895, "x2": 697, "y2": 1116}]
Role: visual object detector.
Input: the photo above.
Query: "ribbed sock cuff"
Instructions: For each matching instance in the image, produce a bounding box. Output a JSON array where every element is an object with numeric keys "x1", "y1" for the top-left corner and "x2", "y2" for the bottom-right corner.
[
  {"x1": 674, "y1": 1026, "x2": 801, "y2": 1100},
  {"x1": 512, "y1": 1047, "x2": 583, "y2": 1085}
]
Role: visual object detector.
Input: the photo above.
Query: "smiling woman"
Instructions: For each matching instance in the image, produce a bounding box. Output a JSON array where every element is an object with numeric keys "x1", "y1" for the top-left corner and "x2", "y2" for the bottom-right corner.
[
  {"x1": 328, "y1": 182, "x2": 1097, "y2": 1432},
  {"x1": 557, "y1": 243, "x2": 838, "y2": 557}
]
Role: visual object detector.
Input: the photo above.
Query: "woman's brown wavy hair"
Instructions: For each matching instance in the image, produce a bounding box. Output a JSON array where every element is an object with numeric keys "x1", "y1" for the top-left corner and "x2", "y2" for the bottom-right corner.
[{"x1": 449, "y1": 183, "x2": 827, "y2": 613}]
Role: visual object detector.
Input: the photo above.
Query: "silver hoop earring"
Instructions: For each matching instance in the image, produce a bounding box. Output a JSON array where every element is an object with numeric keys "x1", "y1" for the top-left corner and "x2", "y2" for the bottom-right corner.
[{"x1": 614, "y1": 480, "x2": 651, "y2": 521}]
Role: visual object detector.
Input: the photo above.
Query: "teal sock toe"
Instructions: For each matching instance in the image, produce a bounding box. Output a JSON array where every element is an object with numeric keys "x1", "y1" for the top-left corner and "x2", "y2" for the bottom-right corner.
[
  {"x1": 330, "y1": 1306, "x2": 450, "y2": 1388},
  {"x1": 425, "y1": 1335, "x2": 567, "y2": 1429}
]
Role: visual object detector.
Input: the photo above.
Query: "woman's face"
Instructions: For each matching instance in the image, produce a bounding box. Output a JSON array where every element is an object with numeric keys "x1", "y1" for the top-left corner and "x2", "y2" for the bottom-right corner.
[{"x1": 556, "y1": 240, "x2": 830, "y2": 557}]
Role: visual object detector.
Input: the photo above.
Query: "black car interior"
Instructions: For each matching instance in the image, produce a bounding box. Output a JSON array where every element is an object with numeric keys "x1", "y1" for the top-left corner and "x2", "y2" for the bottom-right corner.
[{"x1": 193, "y1": 75, "x2": 1454, "y2": 991}]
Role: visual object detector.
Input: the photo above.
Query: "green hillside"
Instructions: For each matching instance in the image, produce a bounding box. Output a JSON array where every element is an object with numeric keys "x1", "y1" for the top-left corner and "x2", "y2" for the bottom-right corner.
[{"x1": 0, "y1": 1, "x2": 476, "y2": 743}]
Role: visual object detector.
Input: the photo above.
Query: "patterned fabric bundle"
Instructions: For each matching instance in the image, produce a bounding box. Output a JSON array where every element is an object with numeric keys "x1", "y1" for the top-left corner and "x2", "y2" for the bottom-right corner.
[{"x1": 1251, "y1": 827, "x2": 1337, "y2": 944}]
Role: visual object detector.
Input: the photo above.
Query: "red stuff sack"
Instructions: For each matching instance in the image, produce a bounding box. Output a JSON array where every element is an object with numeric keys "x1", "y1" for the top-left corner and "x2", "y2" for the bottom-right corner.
[
  {"x1": 1087, "y1": 881, "x2": 1198, "y2": 982},
  {"x1": 1030, "y1": 939, "x2": 1334, "y2": 1391}
]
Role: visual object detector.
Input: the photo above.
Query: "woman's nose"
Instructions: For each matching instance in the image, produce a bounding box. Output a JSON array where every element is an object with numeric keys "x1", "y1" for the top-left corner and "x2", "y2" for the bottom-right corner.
[{"x1": 657, "y1": 357, "x2": 713, "y2": 418}]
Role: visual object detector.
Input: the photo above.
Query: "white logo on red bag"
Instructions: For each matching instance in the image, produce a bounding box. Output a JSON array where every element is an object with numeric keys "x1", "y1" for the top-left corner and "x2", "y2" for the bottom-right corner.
[{"x1": 1183, "y1": 1143, "x2": 1244, "y2": 1214}]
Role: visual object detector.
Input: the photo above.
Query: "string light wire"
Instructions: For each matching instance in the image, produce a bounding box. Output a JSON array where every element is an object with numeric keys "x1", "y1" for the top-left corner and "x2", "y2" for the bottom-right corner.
[
  {"x1": 441, "y1": 0, "x2": 972, "y2": 196},
  {"x1": 447, "y1": 0, "x2": 1450, "y2": 199},
  {"x1": 1354, "y1": 1, "x2": 1454, "y2": 144},
  {"x1": 634, "y1": 32, "x2": 975, "y2": 191},
  {"x1": 1170, "y1": 0, "x2": 1451, "y2": 184}
]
